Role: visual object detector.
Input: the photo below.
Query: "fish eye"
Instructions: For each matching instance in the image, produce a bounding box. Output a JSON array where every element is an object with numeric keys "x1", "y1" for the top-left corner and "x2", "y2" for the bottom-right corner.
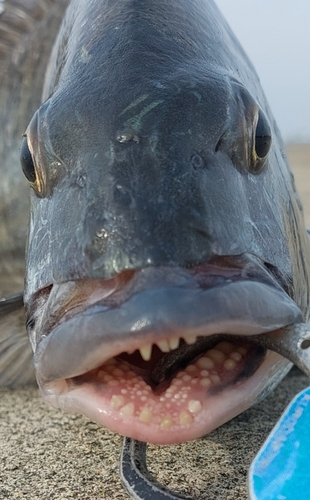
[
  {"x1": 255, "y1": 110, "x2": 272, "y2": 159},
  {"x1": 20, "y1": 137, "x2": 36, "y2": 183},
  {"x1": 250, "y1": 110, "x2": 272, "y2": 174}
]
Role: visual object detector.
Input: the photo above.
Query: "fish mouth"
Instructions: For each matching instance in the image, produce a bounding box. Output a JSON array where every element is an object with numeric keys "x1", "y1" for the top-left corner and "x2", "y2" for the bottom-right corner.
[{"x1": 28, "y1": 255, "x2": 301, "y2": 444}]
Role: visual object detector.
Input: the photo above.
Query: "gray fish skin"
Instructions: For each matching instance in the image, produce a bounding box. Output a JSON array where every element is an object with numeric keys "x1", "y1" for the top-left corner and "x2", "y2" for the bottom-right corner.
[{"x1": 2, "y1": 0, "x2": 310, "y2": 442}]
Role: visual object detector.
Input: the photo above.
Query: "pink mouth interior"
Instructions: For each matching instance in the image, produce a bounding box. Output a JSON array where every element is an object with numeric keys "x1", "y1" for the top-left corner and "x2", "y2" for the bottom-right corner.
[
  {"x1": 49, "y1": 337, "x2": 285, "y2": 444},
  {"x1": 73, "y1": 338, "x2": 256, "y2": 420}
]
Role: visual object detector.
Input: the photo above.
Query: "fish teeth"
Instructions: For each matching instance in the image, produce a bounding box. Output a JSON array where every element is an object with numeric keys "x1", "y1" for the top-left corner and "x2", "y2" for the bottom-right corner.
[
  {"x1": 139, "y1": 344, "x2": 152, "y2": 361},
  {"x1": 157, "y1": 340, "x2": 170, "y2": 353},
  {"x1": 168, "y1": 337, "x2": 180, "y2": 350},
  {"x1": 184, "y1": 335, "x2": 197, "y2": 345},
  {"x1": 136, "y1": 335, "x2": 197, "y2": 360}
]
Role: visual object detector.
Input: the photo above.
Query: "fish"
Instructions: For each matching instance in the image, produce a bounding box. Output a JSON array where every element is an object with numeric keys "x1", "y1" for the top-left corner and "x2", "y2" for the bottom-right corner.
[{"x1": 1, "y1": 0, "x2": 310, "y2": 447}]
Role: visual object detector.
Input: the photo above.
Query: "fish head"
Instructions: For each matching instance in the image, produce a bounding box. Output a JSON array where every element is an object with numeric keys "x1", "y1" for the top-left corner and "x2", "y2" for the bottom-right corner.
[{"x1": 21, "y1": 0, "x2": 310, "y2": 444}]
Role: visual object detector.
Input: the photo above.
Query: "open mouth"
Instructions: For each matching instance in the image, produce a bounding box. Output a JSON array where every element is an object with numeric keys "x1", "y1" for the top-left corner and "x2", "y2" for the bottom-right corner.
[{"x1": 27, "y1": 255, "x2": 302, "y2": 444}]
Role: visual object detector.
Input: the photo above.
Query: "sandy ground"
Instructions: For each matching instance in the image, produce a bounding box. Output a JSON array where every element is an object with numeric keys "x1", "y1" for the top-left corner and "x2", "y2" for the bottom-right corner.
[{"x1": 1, "y1": 145, "x2": 310, "y2": 500}]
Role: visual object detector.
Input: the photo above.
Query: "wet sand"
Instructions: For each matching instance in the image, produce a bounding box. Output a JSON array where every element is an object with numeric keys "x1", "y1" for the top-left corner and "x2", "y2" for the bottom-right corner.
[{"x1": 1, "y1": 145, "x2": 310, "y2": 500}]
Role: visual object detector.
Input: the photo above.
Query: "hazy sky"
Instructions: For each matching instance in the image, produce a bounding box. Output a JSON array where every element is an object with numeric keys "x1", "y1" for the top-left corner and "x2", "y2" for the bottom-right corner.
[{"x1": 215, "y1": 0, "x2": 310, "y2": 142}]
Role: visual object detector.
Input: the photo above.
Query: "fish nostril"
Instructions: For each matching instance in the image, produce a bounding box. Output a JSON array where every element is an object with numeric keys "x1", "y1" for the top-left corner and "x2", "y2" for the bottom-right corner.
[
  {"x1": 116, "y1": 128, "x2": 140, "y2": 144},
  {"x1": 214, "y1": 129, "x2": 229, "y2": 153},
  {"x1": 215, "y1": 137, "x2": 224, "y2": 153},
  {"x1": 76, "y1": 174, "x2": 87, "y2": 188},
  {"x1": 190, "y1": 153, "x2": 204, "y2": 170},
  {"x1": 215, "y1": 142, "x2": 221, "y2": 153}
]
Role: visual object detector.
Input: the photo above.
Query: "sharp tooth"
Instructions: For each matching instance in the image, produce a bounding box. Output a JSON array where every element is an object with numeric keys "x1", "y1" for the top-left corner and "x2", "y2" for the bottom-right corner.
[
  {"x1": 157, "y1": 340, "x2": 170, "y2": 353},
  {"x1": 184, "y1": 335, "x2": 197, "y2": 345},
  {"x1": 139, "y1": 344, "x2": 152, "y2": 361},
  {"x1": 126, "y1": 348, "x2": 136, "y2": 355},
  {"x1": 168, "y1": 337, "x2": 180, "y2": 350}
]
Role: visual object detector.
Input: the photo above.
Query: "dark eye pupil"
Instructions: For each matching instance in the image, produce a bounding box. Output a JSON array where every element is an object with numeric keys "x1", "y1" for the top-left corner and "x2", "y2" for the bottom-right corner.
[
  {"x1": 20, "y1": 137, "x2": 36, "y2": 183},
  {"x1": 255, "y1": 111, "x2": 272, "y2": 158}
]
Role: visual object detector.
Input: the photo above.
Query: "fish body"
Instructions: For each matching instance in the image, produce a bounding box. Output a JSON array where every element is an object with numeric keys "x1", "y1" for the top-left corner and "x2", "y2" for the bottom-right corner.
[{"x1": 1, "y1": 0, "x2": 310, "y2": 444}]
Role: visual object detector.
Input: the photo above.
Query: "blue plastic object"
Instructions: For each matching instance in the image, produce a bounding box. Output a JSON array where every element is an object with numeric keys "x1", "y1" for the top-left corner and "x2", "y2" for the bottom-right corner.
[{"x1": 248, "y1": 387, "x2": 310, "y2": 500}]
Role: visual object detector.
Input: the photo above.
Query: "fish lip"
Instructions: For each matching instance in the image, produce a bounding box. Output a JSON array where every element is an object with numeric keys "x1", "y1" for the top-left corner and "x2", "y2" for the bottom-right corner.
[
  {"x1": 32, "y1": 282, "x2": 302, "y2": 387},
  {"x1": 29, "y1": 255, "x2": 302, "y2": 445}
]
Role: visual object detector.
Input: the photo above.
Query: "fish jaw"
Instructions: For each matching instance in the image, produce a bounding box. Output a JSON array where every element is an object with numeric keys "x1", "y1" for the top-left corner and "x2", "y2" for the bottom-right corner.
[{"x1": 28, "y1": 260, "x2": 302, "y2": 445}]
